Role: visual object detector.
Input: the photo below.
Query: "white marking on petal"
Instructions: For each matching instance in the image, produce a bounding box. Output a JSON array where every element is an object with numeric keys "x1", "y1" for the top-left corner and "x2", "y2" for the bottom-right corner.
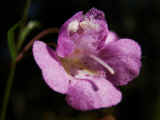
[
  {"x1": 74, "y1": 69, "x2": 95, "y2": 79},
  {"x1": 80, "y1": 20, "x2": 99, "y2": 30},
  {"x1": 105, "y1": 32, "x2": 117, "y2": 44},
  {"x1": 68, "y1": 20, "x2": 79, "y2": 32},
  {"x1": 89, "y1": 54, "x2": 115, "y2": 75}
]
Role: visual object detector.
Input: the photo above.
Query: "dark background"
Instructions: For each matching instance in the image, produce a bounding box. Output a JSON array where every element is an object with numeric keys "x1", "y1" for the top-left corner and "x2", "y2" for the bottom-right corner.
[{"x1": 1, "y1": 0, "x2": 160, "y2": 120}]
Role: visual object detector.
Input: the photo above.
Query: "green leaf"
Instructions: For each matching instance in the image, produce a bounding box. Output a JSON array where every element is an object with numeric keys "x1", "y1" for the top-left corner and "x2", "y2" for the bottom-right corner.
[
  {"x1": 7, "y1": 22, "x2": 21, "y2": 61},
  {"x1": 20, "y1": 0, "x2": 31, "y2": 28},
  {"x1": 17, "y1": 21, "x2": 40, "y2": 50}
]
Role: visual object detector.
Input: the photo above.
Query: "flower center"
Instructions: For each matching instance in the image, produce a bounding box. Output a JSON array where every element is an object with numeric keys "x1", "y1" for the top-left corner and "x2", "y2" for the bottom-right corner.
[
  {"x1": 61, "y1": 16, "x2": 113, "y2": 79},
  {"x1": 60, "y1": 49, "x2": 114, "y2": 80}
]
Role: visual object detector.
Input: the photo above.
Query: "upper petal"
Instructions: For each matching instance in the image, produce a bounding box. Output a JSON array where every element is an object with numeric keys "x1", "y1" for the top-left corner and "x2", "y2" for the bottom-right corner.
[
  {"x1": 81, "y1": 8, "x2": 109, "y2": 52},
  {"x1": 56, "y1": 8, "x2": 110, "y2": 57},
  {"x1": 33, "y1": 40, "x2": 71, "y2": 94},
  {"x1": 99, "y1": 38, "x2": 142, "y2": 86},
  {"x1": 85, "y1": 8, "x2": 106, "y2": 20},
  {"x1": 56, "y1": 11, "x2": 83, "y2": 57},
  {"x1": 104, "y1": 31, "x2": 119, "y2": 44},
  {"x1": 66, "y1": 77, "x2": 122, "y2": 111}
]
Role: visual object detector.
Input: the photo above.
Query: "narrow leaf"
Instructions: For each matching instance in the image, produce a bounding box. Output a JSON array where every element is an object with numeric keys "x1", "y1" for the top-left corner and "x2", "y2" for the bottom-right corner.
[
  {"x1": 17, "y1": 21, "x2": 40, "y2": 50},
  {"x1": 7, "y1": 22, "x2": 20, "y2": 61}
]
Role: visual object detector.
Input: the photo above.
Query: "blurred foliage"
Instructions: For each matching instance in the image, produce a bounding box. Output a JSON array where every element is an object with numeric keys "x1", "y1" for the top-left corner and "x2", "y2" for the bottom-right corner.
[
  {"x1": 17, "y1": 21, "x2": 40, "y2": 50},
  {"x1": 7, "y1": 22, "x2": 20, "y2": 61}
]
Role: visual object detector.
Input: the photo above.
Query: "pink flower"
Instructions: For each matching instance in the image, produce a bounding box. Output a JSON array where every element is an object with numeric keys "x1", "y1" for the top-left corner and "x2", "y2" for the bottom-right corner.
[{"x1": 32, "y1": 8, "x2": 141, "y2": 111}]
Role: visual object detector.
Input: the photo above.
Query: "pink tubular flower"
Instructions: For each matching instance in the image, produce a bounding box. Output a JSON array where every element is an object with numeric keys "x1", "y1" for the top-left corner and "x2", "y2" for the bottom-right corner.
[{"x1": 32, "y1": 8, "x2": 141, "y2": 111}]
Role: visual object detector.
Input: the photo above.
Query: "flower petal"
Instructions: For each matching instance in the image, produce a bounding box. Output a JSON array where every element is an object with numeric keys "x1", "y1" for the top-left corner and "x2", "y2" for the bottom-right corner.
[
  {"x1": 104, "y1": 31, "x2": 119, "y2": 44},
  {"x1": 33, "y1": 40, "x2": 70, "y2": 94},
  {"x1": 85, "y1": 8, "x2": 106, "y2": 20},
  {"x1": 56, "y1": 8, "x2": 110, "y2": 57},
  {"x1": 56, "y1": 11, "x2": 83, "y2": 57},
  {"x1": 83, "y1": 8, "x2": 109, "y2": 51},
  {"x1": 66, "y1": 78, "x2": 122, "y2": 111},
  {"x1": 99, "y1": 39, "x2": 141, "y2": 86}
]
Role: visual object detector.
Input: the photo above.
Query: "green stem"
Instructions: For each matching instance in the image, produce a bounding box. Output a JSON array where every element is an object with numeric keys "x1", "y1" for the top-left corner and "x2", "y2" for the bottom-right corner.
[
  {"x1": 0, "y1": 27, "x2": 58, "y2": 120},
  {"x1": 0, "y1": 62, "x2": 16, "y2": 120},
  {"x1": 20, "y1": 0, "x2": 31, "y2": 29}
]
